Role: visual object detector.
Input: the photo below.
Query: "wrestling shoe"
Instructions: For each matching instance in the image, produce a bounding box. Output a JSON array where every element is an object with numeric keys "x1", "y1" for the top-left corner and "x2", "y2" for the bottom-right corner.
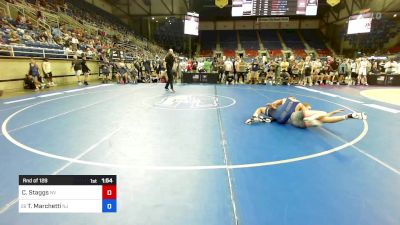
[
  {"x1": 351, "y1": 112, "x2": 367, "y2": 120},
  {"x1": 245, "y1": 116, "x2": 261, "y2": 125}
]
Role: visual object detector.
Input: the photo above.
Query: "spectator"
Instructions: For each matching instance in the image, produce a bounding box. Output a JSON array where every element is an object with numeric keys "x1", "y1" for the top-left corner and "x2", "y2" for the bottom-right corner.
[
  {"x1": 28, "y1": 58, "x2": 43, "y2": 89},
  {"x1": 81, "y1": 56, "x2": 90, "y2": 85},
  {"x1": 71, "y1": 34, "x2": 79, "y2": 51},
  {"x1": 16, "y1": 12, "x2": 26, "y2": 26},
  {"x1": 9, "y1": 31, "x2": 21, "y2": 44},
  {"x1": 24, "y1": 74, "x2": 38, "y2": 90},
  {"x1": 71, "y1": 55, "x2": 83, "y2": 85},
  {"x1": 42, "y1": 58, "x2": 55, "y2": 86},
  {"x1": 249, "y1": 59, "x2": 260, "y2": 84},
  {"x1": 22, "y1": 31, "x2": 35, "y2": 42}
]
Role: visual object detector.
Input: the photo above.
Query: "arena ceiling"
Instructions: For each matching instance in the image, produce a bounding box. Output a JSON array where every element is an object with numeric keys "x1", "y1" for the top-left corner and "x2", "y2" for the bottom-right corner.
[
  {"x1": 105, "y1": 0, "x2": 400, "y2": 20},
  {"x1": 105, "y1": 0, "x2": 190, "y2": 18}
]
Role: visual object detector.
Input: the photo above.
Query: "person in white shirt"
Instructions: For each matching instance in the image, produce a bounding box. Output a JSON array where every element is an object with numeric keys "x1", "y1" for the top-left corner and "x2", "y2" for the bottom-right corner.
[
  {"x1": 42, "y1": 58, "x2": 55, "y2": 86},
  {"x1": 358, "y1": 58, "x2": 368, "y2": 85},
  {"x1": 384, "y1": 60, "x2": 397, "y2": 74},
  {"x1": 71, "y1": 35, "x2": 79, "y2": 51},
  {"x1": 224, "y1": 58, "x2": 234, "y2": 84},
  {"x1": 397, "y1": 61, "x2": 400, "y2": 74},
  {"x1": 197, "y1": 59, "x2": 205, "y2": 72}
]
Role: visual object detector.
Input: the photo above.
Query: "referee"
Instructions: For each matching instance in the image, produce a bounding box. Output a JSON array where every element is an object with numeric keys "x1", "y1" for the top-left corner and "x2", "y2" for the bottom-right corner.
[{"x1": 164, "y1": 49, "x2": 175, "y2": 92}]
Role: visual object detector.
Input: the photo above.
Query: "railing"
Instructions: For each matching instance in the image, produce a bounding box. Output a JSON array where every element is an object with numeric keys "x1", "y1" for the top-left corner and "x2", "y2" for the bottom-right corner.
[
  {"x1": 0, "y1": 44, "x2": 67, "y2": 58},
  {"x1": 13, "y1": 1, "x2": 60, "y2": 28},
  {"x1": 0, "y1": 0, "x2": 10, "y2": 17}
]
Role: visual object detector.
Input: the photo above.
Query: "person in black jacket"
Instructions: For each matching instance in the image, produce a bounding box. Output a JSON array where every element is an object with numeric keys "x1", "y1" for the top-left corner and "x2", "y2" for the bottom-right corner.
[
  {"x1": 164, "y1": 49, "x2": 176, "y2": 92},
  {"x1": 81, "y1": 56, "x2": 90, "y2": 85},
  {"x1": 71, "y1": 55, "x2": 83, "y2": 85}
]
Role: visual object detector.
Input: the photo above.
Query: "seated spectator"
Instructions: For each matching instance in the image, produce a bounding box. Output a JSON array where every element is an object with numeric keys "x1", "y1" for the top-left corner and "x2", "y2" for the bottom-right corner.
[
  {"x1": 28, "y1": 58, "x2": 44, "y2": 89},
  {"x1": 9, "y1": 31, "x2": 21, "y2": 44},
  {"x1": 36, "y1": 11, "x2": 46, "y2": 24},
  {"x1": 24, "y1": 74, "x2": 38, "y2": 90},
  {"x1": 16, "y1": 12, "x2": 26, "y2": 26},
  {"x1": 22, "y1": 31, "x2": 35, "y2": 42},
  {"x1": 0, "y1": 33, "x2": 6, "y2": 44}
]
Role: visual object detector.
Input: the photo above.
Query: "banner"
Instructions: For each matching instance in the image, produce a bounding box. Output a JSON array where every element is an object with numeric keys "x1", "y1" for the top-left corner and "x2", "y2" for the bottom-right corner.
[
  {"x1": 327, "y1": 0, "x2": 340, "y2": 7},
  {"x1": 215, "y1": 0, "x2": 228, "y2": 8}
]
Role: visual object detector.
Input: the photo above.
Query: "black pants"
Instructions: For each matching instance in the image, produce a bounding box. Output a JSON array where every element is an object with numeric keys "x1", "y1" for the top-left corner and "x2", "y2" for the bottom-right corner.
[
  {"x1": 237, "y1": 72, "x2": 245, "y2": 83},
  {"x1": 44, "y1": 72, "x2": 53, "y2": 82},
  {"x1": 165, "y1": 68, "x2": 174, "y2": 90}
]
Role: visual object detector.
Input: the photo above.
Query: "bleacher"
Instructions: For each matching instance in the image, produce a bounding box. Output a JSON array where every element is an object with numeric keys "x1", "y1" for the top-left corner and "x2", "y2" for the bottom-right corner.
[
  {"x1": 280, "y1": 29, "x2": 305, "y2": 49},
  {"x1": 239, "y1": 30, "x2": 259, "y2": 50},
  {"x1": 219, "y1": 30, "x2": 237, "y2": 50},
  {"x1": 301, "y1": 29, "x2": 326, "y2": 49},
  {"x1": 245, "y1": 49, "x2": 258, "y2": 57},
  {"x1": 259, "y1": 30, "x2": 282, "y2": 50},
  {"x1": 223, "y1": 49, "x2": 235, "y2": 58}
]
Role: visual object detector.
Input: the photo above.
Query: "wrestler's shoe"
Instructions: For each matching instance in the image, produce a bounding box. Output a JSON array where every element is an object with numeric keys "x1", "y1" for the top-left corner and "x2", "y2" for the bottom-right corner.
[
  {"x1": 245, "y1": 116, "x2": 271, "y2": 125},
  {"x1": 352, "y1": 112, "x2": 367, "y2": 120}
]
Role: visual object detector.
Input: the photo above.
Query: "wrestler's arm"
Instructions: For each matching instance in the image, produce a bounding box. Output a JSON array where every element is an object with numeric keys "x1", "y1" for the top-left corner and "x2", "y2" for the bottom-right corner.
[{"x1": 267, "y1": 99, "x2": 284, "y2": 109}]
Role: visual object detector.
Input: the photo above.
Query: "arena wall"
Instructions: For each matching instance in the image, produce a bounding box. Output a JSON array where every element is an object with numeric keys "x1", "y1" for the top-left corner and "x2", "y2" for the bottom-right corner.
[{"x1": 0, "y1": 58, "x2": 100, "y2": 91}]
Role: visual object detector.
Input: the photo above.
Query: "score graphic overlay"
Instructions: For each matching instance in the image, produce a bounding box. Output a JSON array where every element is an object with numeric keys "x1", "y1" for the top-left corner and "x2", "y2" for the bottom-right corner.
[
  {"x1": 232, "y1": 0, "x2": 318, "y2": 17},
  {"x1": 19, "y1": 175, "x2": 117, "y2": 213}
]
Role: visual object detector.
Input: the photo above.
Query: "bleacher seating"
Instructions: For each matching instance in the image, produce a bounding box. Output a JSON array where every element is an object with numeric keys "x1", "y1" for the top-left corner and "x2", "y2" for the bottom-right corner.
[
  {"x1": 67, "y1": 0, "x2": 126, "y2": 28},
  {"x1": 259, "y1": 30, "x2": 282, "y2": 50},
  {"x1": 280, "y1": 30, "x2": 305, "y2": 49},
  {"x1": 200, "y1": 30, "x2": 217, "y2": 50},
  {"x1": 219, "y1": 30, "x2": 237, "y2": 50},
  {"x1": 316, "y1": 49, "x2": 332, "y2": 57},
  {"x1": 269, "y1": 49, "x2": 282, "y2": 57},
  {"x1": 223, "y1": 49, "x2": 236, "y2": 58},
  {"x1": 245, "y1": 49, "x2": 258, "y2": 57},
  {"x1": 199, "y1": 49, "x2": 213, "y2": 57},
  {"x1": 292, "y1": 49, "x2": 307, "y2": 58},
  {"x1": 301, "y1": 29, "x2": 327, "y2": 49},
  {"x1": 239, "y1": 30, "x2": 259, "y2": 50},
  {"x1": 389, "y1": 45, "x2": 400, "y2": 54}
]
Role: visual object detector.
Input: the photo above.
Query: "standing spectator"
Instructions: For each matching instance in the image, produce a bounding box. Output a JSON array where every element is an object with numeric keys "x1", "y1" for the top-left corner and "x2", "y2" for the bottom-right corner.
[
  {"x1": 280, "y1": 58, "x2": 289, "y2": 85},
  {"x1": 42, "y1": 58, "x2": 55, "y2": 86},
  {"x1": 100, "y1": 56, "x2": 112, "y2": 83},
  {"x1": 236, "y1": 58, "x2": 247, "y2": 84},
  {"x1": 249, "y1": 59, "x2": 259, "y2": 84},
  {"x1": 164, "y1": 48, "x2": 175, "y2": 92},
  {"x1": 81, "y1": 56, "x2": 90, "y2": 85},
  {"x1": 71, "y1": 35, "x2": 79, "y2": 52},
  {"x1": 224, "y1": 58, "x2": 234, "y2": 84},
  {"x1": 338, "y1": 59, "x2": 347, "y2": 85},
  {"x1": 71, "y1": 55, "x2": 83, "y2": 85},
  {"x1": 217, "y1": 58, "x2": 224, "y2": 83},
  {"x1": 302, "y1": 56, "x2": 312, "y2": 86},
  {"x1": 350, "y1": 60, "x2": 358, "y2": 85},
  {"x1": 358, "y1": 58, "x2": 368, "y2": 85}
]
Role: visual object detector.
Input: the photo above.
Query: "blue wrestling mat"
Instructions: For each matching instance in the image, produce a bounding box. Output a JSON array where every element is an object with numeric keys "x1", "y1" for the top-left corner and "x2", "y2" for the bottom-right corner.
[{"x1": 0, "y1": 84, "x2": 399, "y2": 225}]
